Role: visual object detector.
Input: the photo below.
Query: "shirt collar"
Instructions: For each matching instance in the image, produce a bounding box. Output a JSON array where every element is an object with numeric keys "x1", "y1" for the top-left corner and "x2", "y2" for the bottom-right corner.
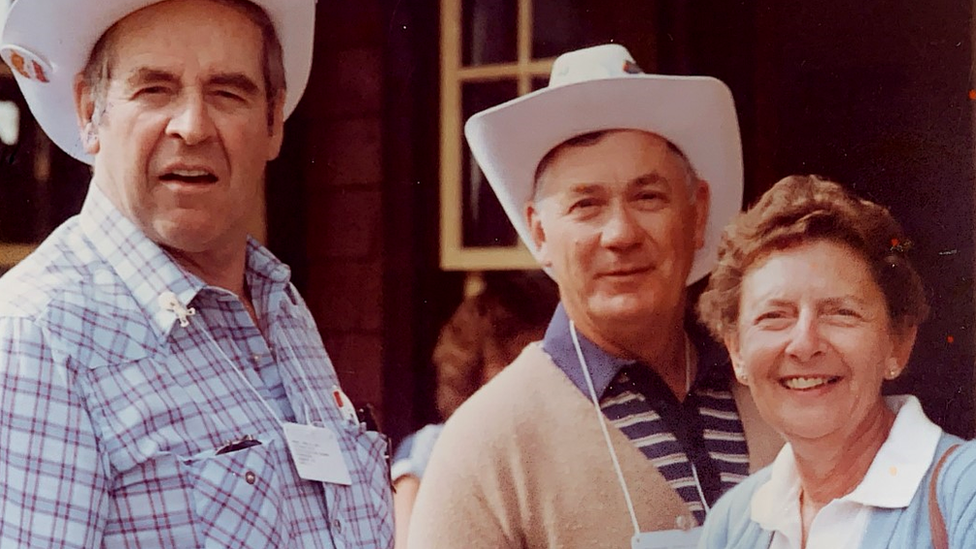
[
  {"x1": 79, "y1": 183, "x2": 292, "y2": 340},
  {"x1": 244, "y1": 237, "x2": 293, "y2": 316},
  {"x1": 541, "y1": 303, "x2": 731, "y2": 399},
  {"x1": 845, "y1": 395, "x2": 942, "y2": 508},
  {"x1": 751, "y1": 394, "x2": 942, "y2": 530},
  {"x1": 542, "y1": 303, "x2": 633, "y2": 398},
  {"x1": 751, "y1": 436, "x2": 803, "y2": 534}
]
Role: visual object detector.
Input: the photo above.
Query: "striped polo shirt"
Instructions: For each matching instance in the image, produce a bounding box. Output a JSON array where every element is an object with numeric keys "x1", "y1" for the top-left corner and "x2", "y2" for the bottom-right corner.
[{"x1": 542, "y1": 304, "x2": 750, "y2": 525}]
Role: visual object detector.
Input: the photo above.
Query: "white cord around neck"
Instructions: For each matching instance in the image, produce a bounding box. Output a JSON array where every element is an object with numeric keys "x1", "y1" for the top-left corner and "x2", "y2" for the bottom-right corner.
[
  {"x1": 570, "y1": 320, "x2": 641, "y2": 536},
  {"x1": 163, "y1": 293, "x2": 328, "y2": 428},
  {"x1": 197, "y1": 324, "x2": 286, "y2": 426},
  {"x1": 571, "y1": 322, "x2": 705, "y2": 534}
]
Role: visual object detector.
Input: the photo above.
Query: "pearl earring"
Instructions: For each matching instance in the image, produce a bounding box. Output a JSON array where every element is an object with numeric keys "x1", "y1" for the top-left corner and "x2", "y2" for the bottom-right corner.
[
  {"x1": 885, "y1": 358, "x2": 900, "y2": 380},
  {"x1": 735, "y1": 368, "x2": 748, "y2": 384}
]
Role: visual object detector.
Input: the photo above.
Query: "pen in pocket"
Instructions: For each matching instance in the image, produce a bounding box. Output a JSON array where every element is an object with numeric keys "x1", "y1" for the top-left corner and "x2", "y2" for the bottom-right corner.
[{"x1": 215, "y1": 434, "x2": 262, "y2": 455}]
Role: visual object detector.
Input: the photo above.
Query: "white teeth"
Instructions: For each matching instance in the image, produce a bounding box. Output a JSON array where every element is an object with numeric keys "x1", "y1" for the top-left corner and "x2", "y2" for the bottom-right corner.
[
  {"x1": 171, "y1": 169, "x2": 209, "y2": 177},
  {"x1": 782, "y1": 377, "x2": 833, "y2": 390}
]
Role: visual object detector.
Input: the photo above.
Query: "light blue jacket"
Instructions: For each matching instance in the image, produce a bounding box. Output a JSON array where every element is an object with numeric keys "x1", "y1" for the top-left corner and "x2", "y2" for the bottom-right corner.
[{"x1": 699, "y1": 434, "x2": 976, "y2": 548}]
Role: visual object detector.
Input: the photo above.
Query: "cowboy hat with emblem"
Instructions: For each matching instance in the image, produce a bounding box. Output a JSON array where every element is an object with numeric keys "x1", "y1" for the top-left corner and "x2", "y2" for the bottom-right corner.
[
  {"x1": 464, "y1": 43, "x2": 744, "y2": 285},
  {"x1": 0, "y1": 0, "x2": 315, "y2": 165}
]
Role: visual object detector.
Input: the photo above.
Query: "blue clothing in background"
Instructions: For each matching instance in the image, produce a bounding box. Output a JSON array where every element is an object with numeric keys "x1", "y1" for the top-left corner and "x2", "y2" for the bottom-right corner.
[{"x1": 392, "y1": 423, "x2": 445, "y2": 482}]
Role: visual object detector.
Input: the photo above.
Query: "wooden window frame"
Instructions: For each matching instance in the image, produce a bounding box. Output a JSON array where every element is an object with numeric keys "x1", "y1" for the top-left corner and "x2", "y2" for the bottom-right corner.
[{"x1": 438, "y1": 0, "x2": 554, "y2": 270}]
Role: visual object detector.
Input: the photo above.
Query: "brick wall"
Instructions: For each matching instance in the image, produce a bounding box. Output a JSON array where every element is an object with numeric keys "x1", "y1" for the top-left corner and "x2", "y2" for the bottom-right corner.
[{"x1": 302, "y1": 1, "x2": 386, "y2": 415}]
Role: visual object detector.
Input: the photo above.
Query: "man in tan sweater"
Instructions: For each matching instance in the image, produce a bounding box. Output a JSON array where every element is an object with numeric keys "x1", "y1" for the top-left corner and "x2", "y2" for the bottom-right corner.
[{"x1": 407, "y1": 44, "x2": 782, "y2": 549}]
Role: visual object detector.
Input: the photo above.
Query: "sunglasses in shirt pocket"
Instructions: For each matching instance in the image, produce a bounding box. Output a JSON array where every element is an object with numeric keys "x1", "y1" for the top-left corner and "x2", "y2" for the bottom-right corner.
[{"x1": 181, "y1": 430, "x2": 290, "y2": 547}]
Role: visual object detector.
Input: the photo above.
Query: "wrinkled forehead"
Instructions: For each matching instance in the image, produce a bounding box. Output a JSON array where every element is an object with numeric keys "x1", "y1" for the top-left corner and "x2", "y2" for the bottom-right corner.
[
  {"x1": 98, "y1": 1, "x2": 265, "y2": 61},
  {"x1": 532, "y1": 129, "x2": 692, "y2": 198},
  {"x1": 94, "y1": 0, "x2": 266, "y2": 80}
]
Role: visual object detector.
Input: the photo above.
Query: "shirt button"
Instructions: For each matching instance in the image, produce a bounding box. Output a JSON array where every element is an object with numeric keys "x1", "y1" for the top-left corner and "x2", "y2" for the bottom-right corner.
[
  {"x1": 332, "y1": 519, "x2": 342, "y2": 532},
  {"x1": 251, "y1": 354, "x2": 261, "y2": 364},
  {"x1": 245, "y1": 471, "x2": 257, "y2": 484}
]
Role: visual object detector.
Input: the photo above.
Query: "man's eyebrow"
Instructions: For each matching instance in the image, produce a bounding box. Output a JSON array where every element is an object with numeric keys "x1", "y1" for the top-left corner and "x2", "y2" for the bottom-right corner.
[
  {"x1": 208, "y1": 73, "x2": 261, "y2": 96},
  {"x1": 564, "y1": 183, "x2": 603, "y2": 195},
  {"x1": 121, "y1": 69, "x2": 261, "y2": 96},
  {"x1": 632, "y1": 172, "x2": 669, "y2": 188},
  {"x1": 124, "y1": 68, "x2": 178, "y2": 88},
  {"x1": 561, "y1": 173, "x2": 667, "y2": 195}
]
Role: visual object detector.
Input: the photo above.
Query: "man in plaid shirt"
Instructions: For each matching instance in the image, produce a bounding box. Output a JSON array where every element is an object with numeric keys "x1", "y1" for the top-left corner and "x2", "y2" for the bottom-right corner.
[{"x1": 0, "y1": 0, "x2": 393, "y2": 547}]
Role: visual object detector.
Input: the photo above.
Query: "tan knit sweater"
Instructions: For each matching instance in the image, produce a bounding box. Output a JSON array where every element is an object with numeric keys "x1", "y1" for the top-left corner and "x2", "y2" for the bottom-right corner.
[{"x1": 407, "y1": 343, "x2": 782, "y2": 549}]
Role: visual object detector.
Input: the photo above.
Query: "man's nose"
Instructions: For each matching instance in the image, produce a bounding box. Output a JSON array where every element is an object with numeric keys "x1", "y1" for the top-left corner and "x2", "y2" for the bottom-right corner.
[
  {"x1": 166, "y1": 93, "x2": 216, "y2": 145},
  {"x1": 600, "y1": 202, "x2": 642, "y2": 249},
  {"x1": 785, "y1": 312, "x2": 825, "y2": 362}
]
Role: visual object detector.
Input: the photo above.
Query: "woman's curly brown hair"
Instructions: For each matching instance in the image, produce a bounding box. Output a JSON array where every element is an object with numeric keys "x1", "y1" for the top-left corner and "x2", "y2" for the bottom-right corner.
[{"x1": 697, "y1": 175, "x2": 929, "y2": 341}]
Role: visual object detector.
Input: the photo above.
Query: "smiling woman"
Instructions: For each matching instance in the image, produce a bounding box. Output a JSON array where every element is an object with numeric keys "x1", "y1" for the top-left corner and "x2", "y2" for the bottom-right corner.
[{"x1": 696, "y1": 175, "x2": 976, "y2": 549}]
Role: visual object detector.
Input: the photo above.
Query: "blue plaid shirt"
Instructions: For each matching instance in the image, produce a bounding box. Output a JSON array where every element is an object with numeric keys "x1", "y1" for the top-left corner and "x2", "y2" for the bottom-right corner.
[{"x1": 0, "y1": 184, "x2": 393, "y2": 548}]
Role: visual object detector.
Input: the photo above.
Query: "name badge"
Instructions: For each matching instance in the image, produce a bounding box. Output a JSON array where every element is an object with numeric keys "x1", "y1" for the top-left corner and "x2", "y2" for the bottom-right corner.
[
  {"x1": 632, "y1": 528, "x2": 702, "y2": 549},
  {"x1": 282, "y1": 422, "x2": 352, "y2": 485}
]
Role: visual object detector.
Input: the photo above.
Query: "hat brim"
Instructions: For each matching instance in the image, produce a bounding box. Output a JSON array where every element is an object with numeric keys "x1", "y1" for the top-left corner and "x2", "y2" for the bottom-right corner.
[
  {"x1": 1, "y1": 0, "x2": 315, "y2": 165},
  {"x1": 464, "y1": 75, "x2": 743, "y2": 285}
]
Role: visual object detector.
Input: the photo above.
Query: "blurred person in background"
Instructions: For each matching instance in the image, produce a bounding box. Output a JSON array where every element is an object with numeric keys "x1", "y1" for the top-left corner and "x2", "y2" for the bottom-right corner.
[{"x1": 393, "y1": 270, "x2": 559, "y2": 548}]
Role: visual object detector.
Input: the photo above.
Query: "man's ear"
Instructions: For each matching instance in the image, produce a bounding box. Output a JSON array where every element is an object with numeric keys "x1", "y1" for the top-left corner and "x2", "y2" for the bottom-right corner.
[
  {"x1": 526, "y1": 201, "x2": 551, "y2": 267},
  {"x1": 73, "y1": 74, "x2": 99, "y2": 154},
  {"x1": 692, "y1": 179, "x2": 711, "y2": 250},
  {"x1": 724, "y1": 333, "x2": 749, "y2": 386},
  {"x1": 265, "y1": 91, "x2": 286, "y2": 161}
]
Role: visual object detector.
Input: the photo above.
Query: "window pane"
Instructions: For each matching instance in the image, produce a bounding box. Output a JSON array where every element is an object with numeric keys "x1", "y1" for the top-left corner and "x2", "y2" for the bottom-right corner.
[
  {"x1": 0, "y1": 74, "x2": 89, "y2": 246},
  {"x1": 532, "y1": 0, "x2": 659, "y2": 64},
  {"x1": 0, "y1": 75, "x2": 42, "y2": 243},
  {"x1": 461, "y1": 79, "x2": 519, "y2": 247},
  {"x1": 463, "y1": 0, "x2": 518, "y2": 66}
]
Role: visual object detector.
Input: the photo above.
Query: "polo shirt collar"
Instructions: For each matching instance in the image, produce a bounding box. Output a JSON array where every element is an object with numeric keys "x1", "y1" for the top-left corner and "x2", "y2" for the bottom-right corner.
[
  {"x1": 751, "y1": 394, "x2": 942, "y2": 532},
  {"x1": 542, "y1": 303, "x2": 633, "y2": 398},
  {"x1": 541, "y1": 303, "x2": 731, "y2": 399},
  {"x1": 846, "y1": 395, "x2": 942, "y2": 508}
]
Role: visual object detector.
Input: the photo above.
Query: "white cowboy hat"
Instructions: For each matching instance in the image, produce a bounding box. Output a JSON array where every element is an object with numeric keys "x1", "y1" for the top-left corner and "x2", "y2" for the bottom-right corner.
[
  {"x1": 0, "y1": 0, "x2": 315, "y2": 165},
  {"x1": 464, "y1": 44, "x2": 744, "y2": 285}
]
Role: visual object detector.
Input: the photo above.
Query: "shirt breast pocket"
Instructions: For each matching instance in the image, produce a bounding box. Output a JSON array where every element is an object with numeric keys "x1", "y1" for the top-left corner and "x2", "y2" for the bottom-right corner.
[
  {"x1": 346, "y1": 428, "x2": 395, "y2": 542},
  {"x1": 81, "y1": 357, "x2": 292, "y2": 545},
  {"x1": 81, "y1": 356, "x2": 219, "y2": 464},
  {"x1": 182, "y1": 432, "x2": 289, "y2": 548}
]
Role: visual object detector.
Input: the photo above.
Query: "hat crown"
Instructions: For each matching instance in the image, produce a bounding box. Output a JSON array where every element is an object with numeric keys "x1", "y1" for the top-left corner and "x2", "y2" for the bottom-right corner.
[{"x1": 547, "y1": 44, "x2": 643, "y2": 88}]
